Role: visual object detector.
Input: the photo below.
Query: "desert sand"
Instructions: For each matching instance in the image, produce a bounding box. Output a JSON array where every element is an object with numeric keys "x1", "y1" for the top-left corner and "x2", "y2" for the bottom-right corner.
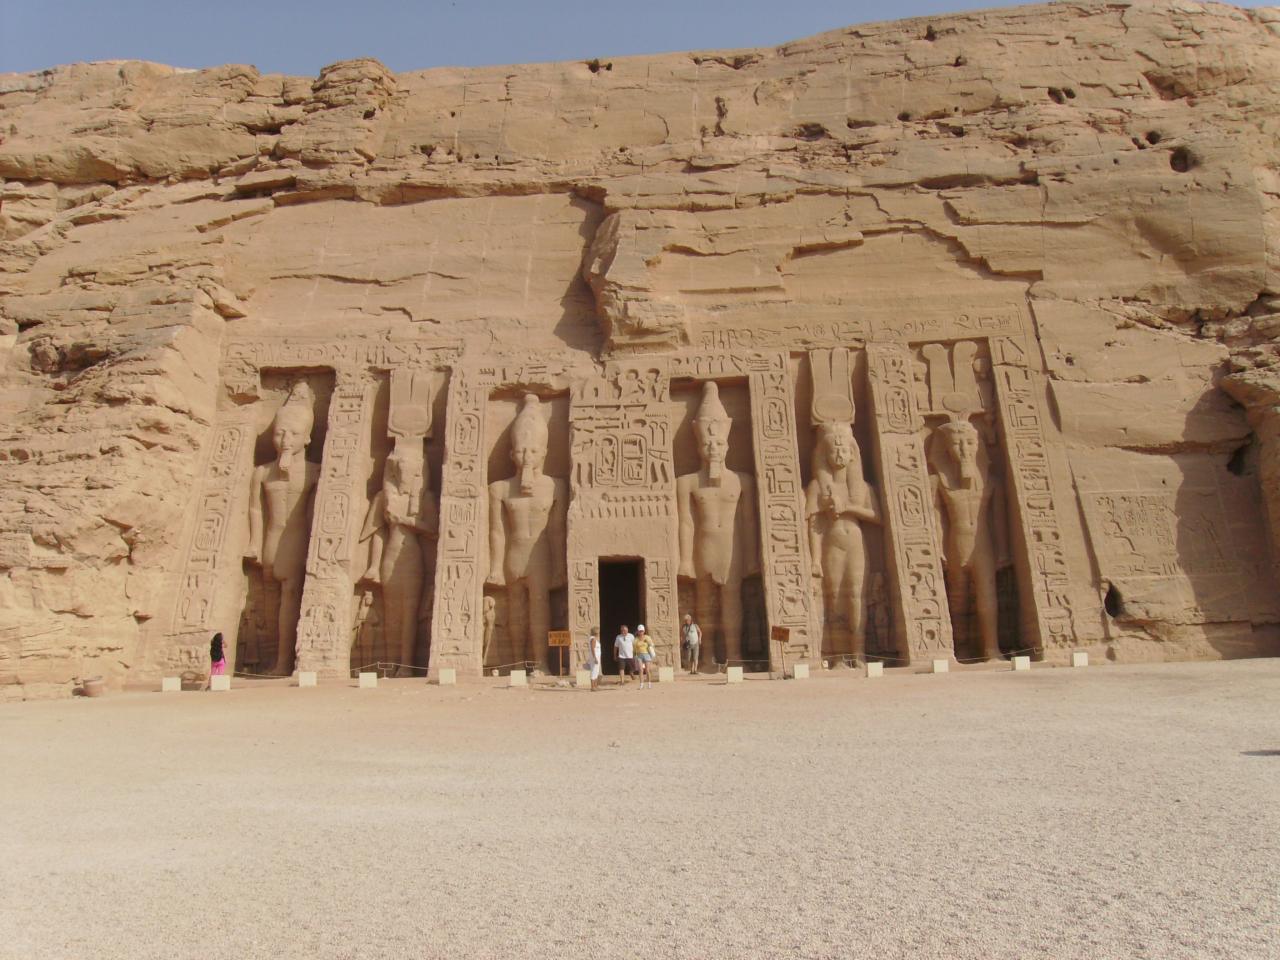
[{"x1": 2, "y1": 660, "x2": 1277, "y2": 959}]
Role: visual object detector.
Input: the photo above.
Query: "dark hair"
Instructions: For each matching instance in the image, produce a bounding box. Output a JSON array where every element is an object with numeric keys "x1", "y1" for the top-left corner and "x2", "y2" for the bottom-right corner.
[{"x1": 210, "y1": 632, "x2": 224, "y2": 663}]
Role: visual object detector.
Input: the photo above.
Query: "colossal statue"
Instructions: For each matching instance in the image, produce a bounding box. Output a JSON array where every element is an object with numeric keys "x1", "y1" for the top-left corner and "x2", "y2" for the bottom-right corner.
[
  {"x1": 359, "y1": 444, "x2": 438, "y2": 676},
  {"x1": 245, "y1": 381, "x2": 320, "y2": 675},
  {"x1": 806, "y1": 420, "x2": 881, "y2": 662},
  {"x1": 676, "y1": 382, "x2": 760, "y2": 669},
  {"x1": 487, "y1": 394, "x2": 568, "y2": 670},
  {"x1": 930, "y1": 417, "x2": 1004, "y2": 661}
]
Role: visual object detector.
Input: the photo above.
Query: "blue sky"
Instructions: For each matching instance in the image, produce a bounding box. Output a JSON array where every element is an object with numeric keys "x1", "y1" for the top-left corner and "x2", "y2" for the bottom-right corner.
[{"x1": 4, "y1": 0, "x2": 1240, "y2": 77}]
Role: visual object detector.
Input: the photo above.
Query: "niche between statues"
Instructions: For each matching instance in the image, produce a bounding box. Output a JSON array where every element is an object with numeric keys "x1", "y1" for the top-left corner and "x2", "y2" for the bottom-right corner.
[
  {"x1": 483, "y1": 390, "x2": 571, "y2": 673},
  {"x1": 350, "y1": 371, "x2": 447, "y2": 676},
  {"x1": 671, "y1": 378, "x2": 767, "y2": 669},
  {"x1": 793, "y1": 349, "x2": 893, "y2": 664},
  {"x1": 236, "y1": 370, "x2": 334, "y2": 676},
  {"x1": 915, "y1": 340, "x2": 1024, "y2": 661}
]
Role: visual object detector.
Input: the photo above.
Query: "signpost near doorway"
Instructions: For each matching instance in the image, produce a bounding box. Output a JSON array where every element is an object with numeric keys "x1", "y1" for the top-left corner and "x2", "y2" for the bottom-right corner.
[
  {"x1": 771, "y1": 625, "x2": 790, "y2": 679},
  {"x1": 548, "y1": 630, "x2": 572, "y2": 677}
]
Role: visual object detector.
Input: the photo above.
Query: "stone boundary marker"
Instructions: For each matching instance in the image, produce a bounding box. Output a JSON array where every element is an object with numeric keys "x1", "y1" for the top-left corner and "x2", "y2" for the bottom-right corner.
[
  {"x1": 931, "y1": 659, "x2": 950, "y2": 674},
  {"x1": 791, "y1": 663, "x2": 810, "y2": 680},
  {"x1": 357, "y1": 672, "x2": 377, "y2": 689},
  {"x1": 657, "y1": 666, "x2": 675, "y2": 683},
  {"x1": 574, "y1": 669, "x2": 591, "y2": 687},
  {"x1": 726, "y1": 666, "x2": 744, "y2": 684},
  {"x1": 1072, "y1": 651, "x2": 1089, "y2": 668},
  {"x1": 161, "y1": 677, "x2": 181, "y2": 693},
  {"x1": 210, "y1": 675, "x2": 231, "y2": 692},
  {"x1": 437, "y1": 668, "x2": 457, "y2": 686},
  {"x1": 298, "y1": 671, "x2": 317, "y2": 687},
  {"x1": 508, "y1": 669, "x2": 527, "y2": 687},
  {"x1": 1012, "y1": 656, "x2": 1031, "y2": 671},
  {"x1": 865, "y1": 662, "x2": 884, "y2": 679}
]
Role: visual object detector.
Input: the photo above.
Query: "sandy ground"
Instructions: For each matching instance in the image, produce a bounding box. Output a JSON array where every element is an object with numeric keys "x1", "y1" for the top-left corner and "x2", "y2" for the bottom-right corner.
[{"x1": 1, "y1": 659, "x2": 1278, "y2": 960}]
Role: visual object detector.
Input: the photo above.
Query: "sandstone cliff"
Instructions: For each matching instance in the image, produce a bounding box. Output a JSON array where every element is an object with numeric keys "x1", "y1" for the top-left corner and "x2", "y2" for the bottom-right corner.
[{"x1": 3, "y1": 0, "x2": 1280, "y2": 698}]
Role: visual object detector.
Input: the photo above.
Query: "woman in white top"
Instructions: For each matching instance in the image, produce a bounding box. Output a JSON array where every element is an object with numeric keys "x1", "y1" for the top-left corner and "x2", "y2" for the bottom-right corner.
[{"x1": 586, "y1": 626, "x2": 602, "y2": 691}]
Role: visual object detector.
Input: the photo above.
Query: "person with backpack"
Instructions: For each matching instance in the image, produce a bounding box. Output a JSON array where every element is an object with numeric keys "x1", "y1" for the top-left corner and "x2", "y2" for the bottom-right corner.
[{"x1": 682, "y1": 614, "x2": 702, "y2": 674}]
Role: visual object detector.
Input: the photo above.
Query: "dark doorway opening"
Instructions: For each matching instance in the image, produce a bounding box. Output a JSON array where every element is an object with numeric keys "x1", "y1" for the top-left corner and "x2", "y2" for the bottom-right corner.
[{"x1": 599, "y1": 559, "x2": 644, "y2": 676}]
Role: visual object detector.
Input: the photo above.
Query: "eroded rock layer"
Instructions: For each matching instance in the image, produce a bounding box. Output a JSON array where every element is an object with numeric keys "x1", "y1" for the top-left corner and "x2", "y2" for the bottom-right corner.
[{"x1": 3, "y1": 0, "x2": 1280, "y2": 698}]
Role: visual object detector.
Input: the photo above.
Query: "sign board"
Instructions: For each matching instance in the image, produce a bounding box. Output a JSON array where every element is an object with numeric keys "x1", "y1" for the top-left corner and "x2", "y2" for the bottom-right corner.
[
  {"x1": 547, "y1": 630, "x2": 572, "y2": 648},
  {"x1": 770, "y1": 625, "x2": 791, "y2": 643}
]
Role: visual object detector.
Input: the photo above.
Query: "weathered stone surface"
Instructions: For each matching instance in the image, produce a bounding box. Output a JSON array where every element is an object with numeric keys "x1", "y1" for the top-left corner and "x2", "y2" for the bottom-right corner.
[{"x1": 3, "y1": 1, "x2": 1280, "y2": 698}]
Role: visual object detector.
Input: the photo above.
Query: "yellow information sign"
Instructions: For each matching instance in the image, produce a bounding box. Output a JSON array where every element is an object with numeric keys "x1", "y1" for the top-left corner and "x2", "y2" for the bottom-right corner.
[
  {"x1": 547, "y1": 630, "x2": 573, "y2": 648},
  {"x1": 770, "y1": 625, "x2": 791, "y2": 644}
]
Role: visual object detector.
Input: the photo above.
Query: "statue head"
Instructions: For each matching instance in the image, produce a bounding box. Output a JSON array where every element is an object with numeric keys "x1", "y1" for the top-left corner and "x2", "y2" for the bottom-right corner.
[
  {"x1": 693, "y1": 381, "x2": 731, "y2": 481},
  {"x1": 510, "y1": 393, "x2": 549, "y2": 494},
  {"x1": 384, "y1": 444, "x2": 424, "y2": 499},
  {"x1": 814, "y1": 421, "x2": 856, "y2": 473},
  {"x1": 272, "y1": 381, "x2": 315, "y2": 473},
  {"x1": 939, "y1": 418, "x2": 982, "y2": 484}
]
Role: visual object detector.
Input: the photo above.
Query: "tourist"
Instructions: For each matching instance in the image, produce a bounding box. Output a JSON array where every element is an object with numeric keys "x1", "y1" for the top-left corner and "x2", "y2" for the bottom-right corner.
[
  {"x1": 682, "y1": 614, "x2": 702, "y2": 674},
  {"x1": 634, "y1": 624, "x2": 654, "y2": 689},
  {"x1": 586, "y1": 625, "x2": 602, "y2": 691},
  {"x1": 614, "y1": 624, "x2": 635, "y2": 684},
  {"x1": 208, "y1": 632, "x2": 227, "y2": 690}
]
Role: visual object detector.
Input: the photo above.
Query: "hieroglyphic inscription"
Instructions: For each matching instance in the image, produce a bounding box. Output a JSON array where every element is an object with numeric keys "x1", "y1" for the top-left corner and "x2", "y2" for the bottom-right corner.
[
  {"x1": 296, "y1": 373, "x2": 373, "y2": 677},
  {"x1": 867, "y1": 343, "x2": 954, "y2": 663},
  {"x1": 695, "y1": 308, "x2": 1022, "y2": 351},
  {"x1": 748, "y1": 353, "x2": 816, "y2": 666},
  {"x1": 171, "y1": 419, "x2": 252, "y2": 632},
  {"x1": 1082, "y1": 493, "x2": 1180, "y2": 578},
  {"x1": 989, "y1": 336, "x2": 1075, "y2": 650},
  {"x1": 221, "y1": 337, "x2": 461, "y2": 398},
  {"x1": 644, "y1": 557, "x2": 678, "y2": 668},
  {"x1": 569, "y1": 559, "x2": 599, "y2": 669},
  {"x1": 429, "y1": 370, "x2": 487, "y2": 677}
]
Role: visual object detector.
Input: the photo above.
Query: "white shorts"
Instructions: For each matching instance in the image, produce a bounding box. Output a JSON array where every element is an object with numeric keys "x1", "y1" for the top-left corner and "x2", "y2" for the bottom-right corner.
[{"x1": 589, "y1": 662, "x2": 601, "y2": 680}]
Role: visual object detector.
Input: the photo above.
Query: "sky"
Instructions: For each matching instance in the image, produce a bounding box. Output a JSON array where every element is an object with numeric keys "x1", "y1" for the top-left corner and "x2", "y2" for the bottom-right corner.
[{"x1": 4, "y1": 0, "x2": 1242, "y2": 78}]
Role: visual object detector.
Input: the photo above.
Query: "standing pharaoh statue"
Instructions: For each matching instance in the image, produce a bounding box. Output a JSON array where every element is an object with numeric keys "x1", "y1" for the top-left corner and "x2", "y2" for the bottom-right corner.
[
  {"x1": 806, "y1": 420, "x2": 880, "y2": 662},
  {"x1": 677, "y1": 382, "x2": 760, "y2": 670},
  {"x1": 487, "y1": 394, "x2": 569, "y2": 671},
  {"x1": 930, "y1": 417, "x2": 1002, "y2": 661},
  {"x1": 245, "y1": 381, "x2": 321, "y2": 675},
  {"x1": 359, "y1": 444, "x2": 439, "y2": 676}
]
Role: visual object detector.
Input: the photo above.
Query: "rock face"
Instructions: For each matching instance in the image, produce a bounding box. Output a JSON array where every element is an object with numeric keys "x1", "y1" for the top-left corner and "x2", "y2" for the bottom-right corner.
[{"x1": 3, "y1": 0, "x2": 1280, "y2": 698}]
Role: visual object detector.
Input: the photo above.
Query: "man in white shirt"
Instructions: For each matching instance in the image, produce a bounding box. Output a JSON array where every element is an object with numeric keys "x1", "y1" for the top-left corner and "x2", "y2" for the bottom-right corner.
[
  {"x1": 614, "y1": 624, "x2": 635, "y2": 684},
  {"x1": 682, "y1": 613, "x2": 702, "y2": 674}
]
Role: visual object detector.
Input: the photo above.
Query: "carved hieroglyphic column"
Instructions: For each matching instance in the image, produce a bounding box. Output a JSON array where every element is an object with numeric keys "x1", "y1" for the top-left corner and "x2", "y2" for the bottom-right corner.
[
  {"x1": 428, "y1": 369, "x2": 487, "y2": 678},
  {"x1": 566, "y1": 361, "x2": 679, "y2": 669},
  {"x1": 989, "y1": 336, "x2": 1076, "y2": 654},
  {"x1": 747, "y1": 352, "x2": 817, "y2": 669},
  {"x1": 866, "y1": 343, "x2": 954, "y2": 663},
  {"x1": 296, "y1": 372, "x2": 375, "y2": 678},
  {"x1": 161, "y1": 410, "x2": 257, "y2": 674}
]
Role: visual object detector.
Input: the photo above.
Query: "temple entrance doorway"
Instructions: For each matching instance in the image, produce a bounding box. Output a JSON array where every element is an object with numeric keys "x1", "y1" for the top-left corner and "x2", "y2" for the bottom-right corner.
[{"x1": 598, "y1": 559, "x2": 644, "y2": 676}]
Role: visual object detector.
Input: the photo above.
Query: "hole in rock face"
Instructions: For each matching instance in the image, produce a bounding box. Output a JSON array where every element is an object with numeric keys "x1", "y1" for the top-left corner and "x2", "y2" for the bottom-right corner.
[
  {"x1": 1227, "y1": 444, "x2": 1248, "y2": 476},
  {"x1": 953, "y1": 55, "x2": 966, "y2": 67},
  {"x1": 794, "y1": 122, "x2": 828, "y2": 140},
  {"x1": 1104, "y1": 583, "x2": 1124, "y2": 619},
  {"x1": 1047, "y1": 87, "x2": 1066, "y2": 104},
  {"x1": 1146, "y1": 130, "x2": 1162, "y2": 145},
  {"x1": 362, "y1": 109, "x2": 376, "y2": 120},
  {"x1": 1064, "y1": 87, "x2": 1076, "y2": 99},
  {"x1": 897, "y1": 111, "x2": 912, "y2": 122},
  {"x1": 925, "y1": 24, "x2": 938, "y2": 41},
  {"x1": 1170, "y1": 147, "x2": 1194, "y2": 172}
]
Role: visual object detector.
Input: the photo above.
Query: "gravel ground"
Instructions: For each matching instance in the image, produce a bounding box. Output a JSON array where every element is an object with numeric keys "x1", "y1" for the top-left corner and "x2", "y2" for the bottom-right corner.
[{"x1": 2, "y1": 659, "x2": 1278, "y2": 960}]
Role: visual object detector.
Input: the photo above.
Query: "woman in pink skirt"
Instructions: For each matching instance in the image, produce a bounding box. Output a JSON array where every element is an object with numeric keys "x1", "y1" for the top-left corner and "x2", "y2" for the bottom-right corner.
[{"x1": 208, "y1": 632, "x2": 227, "y2": 688}]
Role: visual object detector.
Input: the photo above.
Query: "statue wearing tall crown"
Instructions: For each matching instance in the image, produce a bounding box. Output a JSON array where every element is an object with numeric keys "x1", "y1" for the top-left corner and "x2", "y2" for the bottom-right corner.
[
  {"x1": 487, "y1": 394, "x2": 569, "y2": 670},
  {"x1": 245, "y1": 381, "x2": 321, "y2": 675},
  {"x1": 676, "y1": 382, "x2": 760, "y2": 669}
]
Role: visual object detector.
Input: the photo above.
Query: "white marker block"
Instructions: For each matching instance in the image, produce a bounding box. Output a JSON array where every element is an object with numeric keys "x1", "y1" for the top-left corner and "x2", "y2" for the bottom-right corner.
[
  {"x1": 1012, "y1": 656, "x2": 1031, "y2": 672},
  {"x1": 792, "y1": 663, "x2": 810, "y2": 680},
  {"x1": 726, "y1": 666, "x2": 744, "y2": 684},
  {"x1": 161, "y1": 677, "x2": 181, "y2": 693},
  {"x1": 358, "y1": 672, "x2": 377, "y2": 689},
  {"x1": 575, "y1": 669, "x2": 591, "y2": 687},
  {"x1": 1072, "y1": 651, "x2": 1089, "y2": 668},
  {"x1": 931, "y1": 659, "x2": 950, "y2": 674},
  {"x1": 508, "y1": 669, "x2": 527, "y2": 687},
  {"x1": 657, "y1": 666, "x2": 675, "y2": 683},
  {"x1": 437, "y1": 668, "x2": 457, "y2": 686},
  {"x1": 210, "y1": 675, "x2": 231, "y2": 692},
  {"x1": 298, "y1": 671, "x2": 317, "y2": 688},
  {"x1": 865, "y1": 662, "x2": 884, "y2": 679}
]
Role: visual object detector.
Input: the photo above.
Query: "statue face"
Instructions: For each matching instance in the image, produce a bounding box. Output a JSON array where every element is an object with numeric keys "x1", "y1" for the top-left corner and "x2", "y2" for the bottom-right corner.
[
  {"x1": 385, "y1": 453, "x2": 422, "y2": 495},
  {"x1": 272, "y1": 414, "x2": 309, "y2": 465},
  {"x1": 511, "y1": 436, "x2": 547, "y2": 494},
  {"x1": 820, "y1": 424, "x2": 855, "y2": 470},
  {"x1": 944, "y1": 424, "x2": 981, "y2": 476}
]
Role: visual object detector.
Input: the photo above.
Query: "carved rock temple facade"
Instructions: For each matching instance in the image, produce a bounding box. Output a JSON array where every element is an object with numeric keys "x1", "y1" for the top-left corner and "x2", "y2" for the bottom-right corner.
[{"x1": 4, "y1": 2, "x2": 1280, "y2": 695}]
